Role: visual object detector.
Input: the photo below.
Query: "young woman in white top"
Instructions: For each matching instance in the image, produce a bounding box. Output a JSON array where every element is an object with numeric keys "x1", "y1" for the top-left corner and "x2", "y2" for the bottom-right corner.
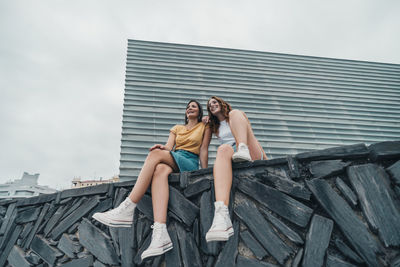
[{"x1": 204, "y1": 96, "x2": 267, "y2": 242}]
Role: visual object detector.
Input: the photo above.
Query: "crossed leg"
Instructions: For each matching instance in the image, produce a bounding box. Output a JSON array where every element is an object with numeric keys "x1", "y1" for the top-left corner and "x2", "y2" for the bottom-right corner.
[{"x1": 129, "y1": 149, "x2": 177, "y2": 204}]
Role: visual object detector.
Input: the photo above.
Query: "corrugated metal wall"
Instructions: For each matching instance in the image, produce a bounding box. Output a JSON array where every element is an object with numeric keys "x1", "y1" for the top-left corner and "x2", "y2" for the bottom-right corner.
[{"x1": 119, "y1": 39, "x2": 400, "y2": 181}]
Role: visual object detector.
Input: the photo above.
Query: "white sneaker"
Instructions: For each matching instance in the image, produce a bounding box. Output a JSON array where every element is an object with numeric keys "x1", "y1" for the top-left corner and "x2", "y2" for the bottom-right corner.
[
  {"x1": 232, "y1": 143, "x2": 252, "y2": 162},
  {"x1": 205, "y1": 201, "x2": 234, "y2": 242},
  {"x1": 141, "y1": 222, "x2": 173, "y2": 260},
  {"x1": 92, "y1": 197, "x2": 136, "y2": 227}
]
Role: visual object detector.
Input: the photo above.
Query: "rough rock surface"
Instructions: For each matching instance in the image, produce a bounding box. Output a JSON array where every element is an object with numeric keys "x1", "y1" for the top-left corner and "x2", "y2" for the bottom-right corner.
[{"x1": 0, "y1": 141, "x2": 399, "y2": 266}]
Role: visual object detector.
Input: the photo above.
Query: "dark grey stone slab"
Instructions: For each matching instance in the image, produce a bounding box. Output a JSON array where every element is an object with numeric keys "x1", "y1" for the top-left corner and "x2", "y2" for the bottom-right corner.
[
  {"x1": 176, "y1": 222, "x2": 202, "y2": 267},
  {"x1": 240, "y1": 230, "x2": 269, "y2": 260},
  {"x1": 334, "y1": 238, "x2": 363, "y2": 264},
  {"x1": 335, "y1": 177, "x2": 358, "y2": 208},
  {"x1": 137, "y1": 194, "x2": 154, "y2": 221},
  {"x1": 61, "y1": 197, "x2": 87, "y2": 220},
  {"x1": 136, "y1": 216, "x2": 151, "y2": 248},
  {"x1": 259, "y1": 172, "x2": 311, "y2": 200},
  {"x1": 237, "y1": 177, "x2": 313, "y2": 227},
  {"x1": 25, "y1": 251, "x2": 42, "y2": 265},
  {"x1": 93, "y1": 260, "x2": 108, "y2": 267},
  {"x1": 348, "y1": 164, "x2": 400, "y2": 247},
  {"x1": 180, "y1": 171, "x2": 189, "y2": 189},
  {"x1": 168, "y1": 186, "x2": 199, "y2": 227},
  {"x1": 0, "y1": 202, "x2": 16, "y2": 235},
  {"x1": 291, "y1": 248, "x2": 303, "y2": 267},
  {"x1": 78, "y1": 218, "x2": 119, "y2": 265},
  {"x1": 87, "y1": 197, "x2": 113, "y2": 219},
  {"x1": 118, "y1": 227, "x2": 135, "y2": 267},
  {"x1": 391, "y1": 254, "x2": 400, "y2": 267},
  {"x1": 306, "y1": 178, "x2": 382, "y2": 266},
  {"x1": 287, "y1": 155, "x2": 300, "y2": 179},
  {"x1": 169, "y1": 173, "x2": 181, "y2": 183},
  {"x1": 31, "y1": 235, "x2": 63, "y2": 266},
  {"x1": 0, "y1": 225, "x2": 22, "y2": 267},
  {"x1": 309, "y1": 159, "x2": 350, "y2": 178},
  {"x1": 184, "y1": 178, "x2": 211, "y2": 198},
  {"x1": 44, "y1": 205, "x2": 69, "y2": 237},
  {"x1": 259, "y1": 207, "x2": 303, "y2": 245},
  {"x1": 296, "y1": 143, "x2": 369, "y2": 162},
  {"x1": 236, "y1": 255, "x2": 278, "y2": 267},
  {"x1": 60, "y1": 183, "x2": 109, "y2": 199},
  {"x1": 302, "y1": 214, "x2": 333, "y2": 267},
  {"x1": 57, "y1": 233, "x2": 81, "y2": 258},
  {"x1": 7, "y1": 245, "x2": 32, "y2": 267},
  {"x1": 109, "y1": 227, "x2": 120, "y2": 257},
  {"x1": 215, "y1": 221, "x2": 239, "y2": 267},
  {"x1": 235, "y1": 200, "x2": 293, "y2": 265},
  {"x1": 113, "y1": 187, "x2": 129, "y2": 208},
  {"x1": 326, "y1": 254, "x2": 357, "y2": 267},
  {"x1": 19, "y1": 222, "x2": 34, "y2": 246},
  {"x1": 23, "y1": 203, "x2": 50, "y2": 250},
  {"x1": 15, "y1": 207, "x2": 41, "y2": 224},
  {"x1": 165, "y1": 222, "x2": 183, "y2": 267},
  {"x1": 0, "y1": 207, "x2": 18, "y2": 251},
  {"x1": 369, "y1": 141, "x2": 400, "y2": 161},
  {"x1": 133, "y1": 231, "x2": 152, "y2": 266},
  {"x1": 58, "y1": 255, "x2": 93, "y2": 267},
  {"x1": 388, "y1": 160, "x2": 400, "y2": 186},
  {"x1": 199, "y1": 190, "x2": 220, "y2": 255},
  {"x1": 16, "y1": 193, "x2": 57, "y2": 207},
  {"x1": 51, "y1": 195, "x2": 100, "y2": 240}
]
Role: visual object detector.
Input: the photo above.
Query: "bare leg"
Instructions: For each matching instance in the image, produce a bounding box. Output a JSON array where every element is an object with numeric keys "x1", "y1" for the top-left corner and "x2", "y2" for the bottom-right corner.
[
  {"x1": 214, "y1": 144, "x2": 234, "y2": 206},
  {"x1": 151, "y1": 164, "x2": 173, "y2": 223},
  {"x1": 129, "y1": 150, "x2": 177, "y2": 203},
  {"x1": 229, "y1": 110, "x2": 248, "y2": 145},
  {"x1": 229, "y1": 110, "x2": 267, "y2": 160}
]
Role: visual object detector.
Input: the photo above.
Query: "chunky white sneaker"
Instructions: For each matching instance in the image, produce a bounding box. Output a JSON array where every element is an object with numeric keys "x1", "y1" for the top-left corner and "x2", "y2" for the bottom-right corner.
[
  {"x1": 141, "y1": 222, "x2": 173, "y2": 260},
  {"x1": 206, "y1": 201, "x2": 234, "y2": 242},
  {"x1": 92, "y1": 197, "x2": 136, "y2": 227},
  {"x1": 232, "y1": 143, "x2": 252, "y2": 162}
]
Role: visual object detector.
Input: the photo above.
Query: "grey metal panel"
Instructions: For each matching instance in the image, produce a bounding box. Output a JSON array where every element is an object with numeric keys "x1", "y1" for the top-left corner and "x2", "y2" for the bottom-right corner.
[{"x1": 119, "y1": 39, "x2": 400, "y2": 181}]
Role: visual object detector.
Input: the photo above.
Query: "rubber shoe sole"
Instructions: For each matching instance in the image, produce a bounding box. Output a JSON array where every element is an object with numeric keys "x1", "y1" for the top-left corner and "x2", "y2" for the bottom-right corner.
[
  {"x1": 206, "y1": 227, "x2": 234, "y2": 242},
  {"x1": 141, "y1": 242, "x2": 173, "y2": 260},
  {"x1": 92, "y1": 213, "x2": 132, "y2": 228}
]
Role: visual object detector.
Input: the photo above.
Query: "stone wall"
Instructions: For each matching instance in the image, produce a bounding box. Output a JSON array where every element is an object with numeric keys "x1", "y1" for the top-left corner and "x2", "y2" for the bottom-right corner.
[{"x1": 1, "y1": 141, "x2": 400, "y2": 267}]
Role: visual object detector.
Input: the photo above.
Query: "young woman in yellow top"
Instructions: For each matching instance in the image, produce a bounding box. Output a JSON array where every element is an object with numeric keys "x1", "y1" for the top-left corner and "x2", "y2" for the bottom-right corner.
[{"x1": 93, "y1": 100, "x2": 211, "y2": 260}]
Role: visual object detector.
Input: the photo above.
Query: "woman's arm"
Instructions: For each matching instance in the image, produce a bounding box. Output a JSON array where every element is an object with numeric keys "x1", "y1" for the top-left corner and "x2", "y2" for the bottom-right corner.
[
  {"x1": 149, "y1": 132, "x2": 176, "y2": 151},
  {"x1": 199, "y1": 127, "x2": 212, "y2": 168}
]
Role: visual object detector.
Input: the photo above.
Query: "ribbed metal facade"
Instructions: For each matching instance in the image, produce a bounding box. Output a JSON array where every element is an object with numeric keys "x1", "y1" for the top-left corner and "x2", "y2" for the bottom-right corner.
[{"x1": 119, "y1": 39, "x2": 400, "y2": 181}]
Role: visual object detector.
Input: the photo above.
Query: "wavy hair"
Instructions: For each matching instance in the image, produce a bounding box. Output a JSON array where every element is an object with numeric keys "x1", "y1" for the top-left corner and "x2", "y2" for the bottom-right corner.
[
  {"x1": 184, "y1": 99, "x2": 203, "y2": 125},
  {"x1": 207, "y1": 96, "x2": 232, "y2": 135}
]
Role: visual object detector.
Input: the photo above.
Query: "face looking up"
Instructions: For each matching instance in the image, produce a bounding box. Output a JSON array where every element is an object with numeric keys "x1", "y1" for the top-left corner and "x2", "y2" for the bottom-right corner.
[{"x1": 208, "y1": 98, "x2": 221, "y2": 115}]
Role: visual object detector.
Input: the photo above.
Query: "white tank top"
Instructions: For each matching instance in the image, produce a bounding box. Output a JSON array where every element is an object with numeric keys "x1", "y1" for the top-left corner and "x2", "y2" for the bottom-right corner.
[{"x1": 217, "y1": 120, "x2": 235, "y2": 145}]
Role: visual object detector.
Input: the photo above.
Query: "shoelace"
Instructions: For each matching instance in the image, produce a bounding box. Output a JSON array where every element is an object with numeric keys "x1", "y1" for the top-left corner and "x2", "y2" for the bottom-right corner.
[
  {"x1": 210, "y1": 207, "x2": 228, "y2": 229},
  {"x1": 150, "y1": 224, "x2": 163, "y2": 243},
  {"x1": 108, "y1": 199, "x2": 130, "y2": 215}
]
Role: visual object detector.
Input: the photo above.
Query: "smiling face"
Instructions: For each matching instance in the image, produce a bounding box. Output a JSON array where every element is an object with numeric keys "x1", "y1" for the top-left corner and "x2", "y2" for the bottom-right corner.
[
  {"x1": 186, "y1": 101, "x2": 200, "y2": 119},
  {"x1": 184, "y1": 100, "x2": 203, "y2": 124},
  {"x1": 207, "y1": 98, "x2": 221, "y2": 115}
]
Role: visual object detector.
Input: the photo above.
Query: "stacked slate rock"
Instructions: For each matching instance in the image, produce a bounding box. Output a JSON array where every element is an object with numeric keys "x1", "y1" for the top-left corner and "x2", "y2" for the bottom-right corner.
[{"x1": 1, "y1": 141, "x2": 400, "y2": 267}]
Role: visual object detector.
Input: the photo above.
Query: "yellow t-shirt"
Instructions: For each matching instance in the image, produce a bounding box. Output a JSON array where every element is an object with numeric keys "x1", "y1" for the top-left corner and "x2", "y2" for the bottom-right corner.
[{"x1": 170, "y1": 122, "x2": 209, "y2": 155}]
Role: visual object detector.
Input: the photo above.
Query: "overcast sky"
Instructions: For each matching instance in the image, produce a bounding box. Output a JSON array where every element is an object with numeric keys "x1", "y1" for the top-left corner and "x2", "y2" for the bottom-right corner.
[{"x1": 0, "y1": 0, "x2": 399, "y2": 190}]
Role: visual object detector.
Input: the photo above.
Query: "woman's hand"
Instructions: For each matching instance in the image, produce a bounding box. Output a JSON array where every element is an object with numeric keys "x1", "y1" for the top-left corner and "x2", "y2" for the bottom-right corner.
[
  {"x1": 149, "y1": 144, "x2": 166, "y2": 151},
  {"x1": 202, "y1": 116, "x2": 210, "y2": 124}
]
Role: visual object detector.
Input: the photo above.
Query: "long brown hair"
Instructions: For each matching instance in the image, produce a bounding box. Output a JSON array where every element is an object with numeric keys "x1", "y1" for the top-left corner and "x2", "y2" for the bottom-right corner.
[{"x1": 207, "y1": 96, "x2": 232, "y2": 135}]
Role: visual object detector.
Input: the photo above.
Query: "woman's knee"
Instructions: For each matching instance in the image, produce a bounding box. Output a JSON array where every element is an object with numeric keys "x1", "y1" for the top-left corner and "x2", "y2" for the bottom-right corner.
[
  {"x1": 228, "y1": 109, "x2": 242, "y2": 119},
  {"x1": 217, "y1": 144, "x2": 234, "y2": 157},
  {"x1": 154, "y1": 163, "x2": 173, "y2": 177}
]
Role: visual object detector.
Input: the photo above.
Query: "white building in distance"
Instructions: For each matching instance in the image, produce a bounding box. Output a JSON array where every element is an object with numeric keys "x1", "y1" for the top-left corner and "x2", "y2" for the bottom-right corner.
[{"x1": 0, "y1": 172, "x2": 57, "y2": 199}]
